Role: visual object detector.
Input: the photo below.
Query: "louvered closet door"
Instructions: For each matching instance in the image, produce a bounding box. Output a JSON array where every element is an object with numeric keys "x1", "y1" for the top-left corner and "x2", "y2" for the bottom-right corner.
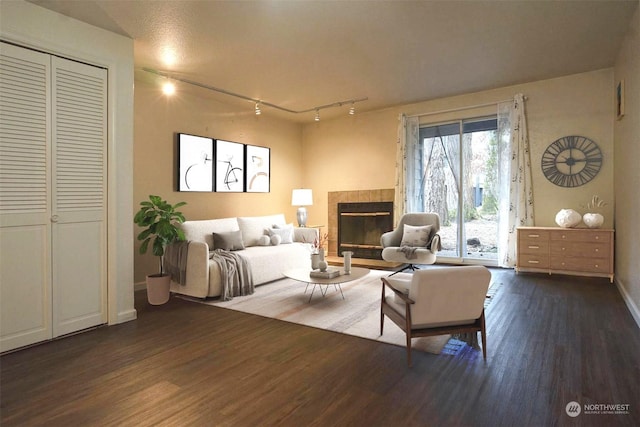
[
  {"x1": 51, "y1": 56, "x2": 107, "y2": 337},
  {"x1": 0, "y1": 42, "x2": 53, "y2": 352}
]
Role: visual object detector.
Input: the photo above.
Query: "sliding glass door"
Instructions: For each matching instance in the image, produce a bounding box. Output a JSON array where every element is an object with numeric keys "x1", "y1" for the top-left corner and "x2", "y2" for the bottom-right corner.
[{"x1": 417, "y1": 117, "x2": 498, "y2": 263}]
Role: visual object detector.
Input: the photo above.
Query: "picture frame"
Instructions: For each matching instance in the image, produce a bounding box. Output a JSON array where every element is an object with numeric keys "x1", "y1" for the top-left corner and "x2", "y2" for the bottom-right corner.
[
  {"x1": 177, "y1": 133, "x2": 214, "y2": 192},
  {"x1": 616, "y1": 79, "x2": 625, "y2": 120},
  {"x1": 215, "y1": 139, "x2": 245, "y2": 192},
  {"x1": 245, "y1": 145, "x2": 271, "y2": 193}
]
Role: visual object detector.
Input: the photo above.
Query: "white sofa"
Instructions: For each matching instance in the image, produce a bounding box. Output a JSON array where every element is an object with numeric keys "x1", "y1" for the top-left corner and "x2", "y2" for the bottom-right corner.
[{"x1": 169, "y1": 214, "x2": 318, "y2": 298}]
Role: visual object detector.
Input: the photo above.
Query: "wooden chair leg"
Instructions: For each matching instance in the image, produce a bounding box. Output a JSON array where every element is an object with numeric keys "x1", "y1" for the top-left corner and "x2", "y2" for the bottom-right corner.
[
  {"x1": 380, "y1": 284, "x2": 385, "y2": 336},
  {"x1": 480, "y1": 311, "x2": 487, "y2": 360},
  {"x1": 406, "y1": 330, "x2": 412, "y2": 367}
]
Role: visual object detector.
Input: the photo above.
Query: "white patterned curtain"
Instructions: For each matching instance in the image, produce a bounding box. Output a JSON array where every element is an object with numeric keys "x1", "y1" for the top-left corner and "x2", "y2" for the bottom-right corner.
[
  {"x1": 497, "y1": 94, "x2": 534, "y2": 267},
  {"x1": 394, "y1": 114, "x2": 420, "y2": 225}
]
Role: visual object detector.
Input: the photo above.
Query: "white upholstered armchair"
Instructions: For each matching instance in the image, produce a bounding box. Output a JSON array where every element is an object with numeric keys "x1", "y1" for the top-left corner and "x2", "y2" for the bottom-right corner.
[
  {"x1": 381, "y1": 265, "x2": 491, "y2": 366},
  {"x1": 380, "y1": 213, "x2": 441, "y2": 275}
]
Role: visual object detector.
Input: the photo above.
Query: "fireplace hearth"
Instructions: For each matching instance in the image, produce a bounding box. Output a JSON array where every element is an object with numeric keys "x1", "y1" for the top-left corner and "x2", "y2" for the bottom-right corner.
[{"x1": 338, "y1": 202, "x2": 393, "y2": 259}]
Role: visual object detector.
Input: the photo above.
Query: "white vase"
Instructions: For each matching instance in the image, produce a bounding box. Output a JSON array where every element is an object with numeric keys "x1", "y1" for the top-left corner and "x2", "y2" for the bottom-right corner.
[
  {"x1": 311, "y1": 253, "x2": 320, "y2": 270},
  {"x1": 343, "y1": 251, "x2": 353, "y2": 274},
  {"x1": 583, "y1": 213, "x2": 604, "y2": 228},
  {"x1": 555, "y1": 209, "x2": 582, "y2": 228}
]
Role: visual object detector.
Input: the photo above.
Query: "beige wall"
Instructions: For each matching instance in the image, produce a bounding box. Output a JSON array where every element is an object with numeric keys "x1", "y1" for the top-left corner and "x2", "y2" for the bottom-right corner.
[
  {"x1": 303, "y1": 69, "x2": 615, "y2": 235},
  {"x1": 133, "y1": 77, "x2": 304, "y2": 282},
  {"x1": 614, "y1": 6, "x2": 640, "y2": 323}
]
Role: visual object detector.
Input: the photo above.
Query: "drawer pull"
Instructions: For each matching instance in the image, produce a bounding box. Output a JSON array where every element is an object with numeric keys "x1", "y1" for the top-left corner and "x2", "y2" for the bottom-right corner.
[
  {"x1": 527, "y1": 260, "x2": 540, "y2": 264},
  {"x1": 595, "y1": 248, "x2": 599, "y2": 253},
  {"x1": 595, "y1": 264, "x2": 599, "y2": 268},
  {"x1": 595, "y1": 236, "x2": 600, "y2": 240},
  {"x1": 528, "y1": 234, "x2": 540, "y2": 238},
  {"x1": 562, "y1": 235, "x2": 567, "y2": 239},
  {"x1": 528, "y1": 245, "x2": 540, "y2": 249}
]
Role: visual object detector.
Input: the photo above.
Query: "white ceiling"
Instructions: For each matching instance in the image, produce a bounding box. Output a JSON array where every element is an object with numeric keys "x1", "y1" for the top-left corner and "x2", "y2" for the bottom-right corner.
[{"x1": 27, "y1": 0, "x2": 639, "y2": 122}]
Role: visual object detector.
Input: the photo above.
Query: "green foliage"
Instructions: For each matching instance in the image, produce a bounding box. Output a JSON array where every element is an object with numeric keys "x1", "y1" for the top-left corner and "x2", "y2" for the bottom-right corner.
[{"x1": 133, "y1": 195, "x2": 186, "y2": 274}]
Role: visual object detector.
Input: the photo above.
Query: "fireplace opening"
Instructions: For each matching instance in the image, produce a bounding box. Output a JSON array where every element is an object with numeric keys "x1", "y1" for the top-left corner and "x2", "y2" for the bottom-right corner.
[{"x1": 338, "y1": 202, "x2": 394, "y2": 259}]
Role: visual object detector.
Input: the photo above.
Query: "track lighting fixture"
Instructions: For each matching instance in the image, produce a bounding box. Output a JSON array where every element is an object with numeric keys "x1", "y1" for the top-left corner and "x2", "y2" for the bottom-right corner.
[{"x1": 144, "y1": 68, "x2": 367, "y2": 119}]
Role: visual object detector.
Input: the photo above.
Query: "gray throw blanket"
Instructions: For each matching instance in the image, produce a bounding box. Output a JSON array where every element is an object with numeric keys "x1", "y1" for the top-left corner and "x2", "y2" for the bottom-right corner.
[
  {"x1": 210, "y1": 249, "x2": 254, "y2": 301},
  {"x1": 397, "y1": 246, "x2": 418, "y2": 260},
  {"x1": 164, "y1": 241, "x2": 190, "y2": 285}
]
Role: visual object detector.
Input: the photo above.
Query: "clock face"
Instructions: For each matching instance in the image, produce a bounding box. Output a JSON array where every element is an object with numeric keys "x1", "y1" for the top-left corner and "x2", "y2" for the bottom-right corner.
[{"x1": 541, "y1": 135, "x2": 602, "y2": 188}]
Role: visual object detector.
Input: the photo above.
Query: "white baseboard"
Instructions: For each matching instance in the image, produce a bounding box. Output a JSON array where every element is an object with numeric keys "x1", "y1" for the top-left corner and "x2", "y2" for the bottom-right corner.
[
  {"x1": 134, "y1": 281, "x2": 146, "y2": 292},
  {"x1": 117, "y1": 308, "x2": 137, "y2": 324},
  {"x1": 616, "y1": 277, "x2": 640, "y2": 330}
]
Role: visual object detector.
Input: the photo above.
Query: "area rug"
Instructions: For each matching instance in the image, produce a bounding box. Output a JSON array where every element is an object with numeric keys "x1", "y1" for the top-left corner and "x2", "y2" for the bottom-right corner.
[{"x1": 178, "y1": 269, "x2": 501, "y2": 355}]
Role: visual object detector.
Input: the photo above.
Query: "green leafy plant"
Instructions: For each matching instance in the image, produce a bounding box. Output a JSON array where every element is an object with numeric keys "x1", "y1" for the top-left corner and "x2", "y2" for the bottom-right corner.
[{"x1": 134, "y1": 195, "x2": 187, "y2": 275}]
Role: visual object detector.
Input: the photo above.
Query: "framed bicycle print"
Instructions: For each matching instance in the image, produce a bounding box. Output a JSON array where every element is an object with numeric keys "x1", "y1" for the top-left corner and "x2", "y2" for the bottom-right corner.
[
  {"x1": 177, "y1": 133, "x2": 213, "y2": 192},
  {"x1": 215, "y1": 139, "x2": 245, "y2": 192},
  {"x1": 246, "y1": 145, "x2": 270, "y2": 193}
]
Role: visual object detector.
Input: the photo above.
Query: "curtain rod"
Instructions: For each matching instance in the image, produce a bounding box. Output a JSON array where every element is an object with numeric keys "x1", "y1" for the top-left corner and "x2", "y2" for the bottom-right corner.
[{"x1": 407, "y1": 95, "x2": 528, "y2": 119}]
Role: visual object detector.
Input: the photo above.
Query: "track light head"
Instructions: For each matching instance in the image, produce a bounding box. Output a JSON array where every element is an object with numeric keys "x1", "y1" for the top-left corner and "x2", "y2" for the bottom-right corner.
[
  {"x1": 162, "y1": 80, "x2": 175, "y2": 96},
  {"x1": 314, "y1": 110, "x2": 320, "y2": 121},
  {"x1": 255, "y1": 101, "x2": 261, "y2": 115}
]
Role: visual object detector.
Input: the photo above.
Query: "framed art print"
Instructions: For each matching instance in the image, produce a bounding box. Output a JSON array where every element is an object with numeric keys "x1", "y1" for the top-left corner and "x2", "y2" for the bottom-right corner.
[
  {"x1": 215, "y1": 140, "x2": 245, "y2": 192},
  {"x1": 177, "y1": 133, "x2": 213, "y2": 192},
  {"x1": 246, "y1": 145, "x2": 270, "y2": 193}
]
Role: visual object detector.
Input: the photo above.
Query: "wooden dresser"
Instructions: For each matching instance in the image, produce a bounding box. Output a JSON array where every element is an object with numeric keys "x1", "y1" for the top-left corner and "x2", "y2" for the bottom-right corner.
[{"x1": 516, "y1": 226, "x2": 614, "y2": 282}]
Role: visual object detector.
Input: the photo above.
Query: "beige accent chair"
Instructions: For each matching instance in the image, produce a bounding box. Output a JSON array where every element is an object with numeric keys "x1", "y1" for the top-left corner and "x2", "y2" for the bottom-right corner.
[
  {"x1": 380, "y1": 213, "x2": 441, "y2": 275},
  {"x1": 380, "y1": 265, "x2": 491, "y2": 366}
]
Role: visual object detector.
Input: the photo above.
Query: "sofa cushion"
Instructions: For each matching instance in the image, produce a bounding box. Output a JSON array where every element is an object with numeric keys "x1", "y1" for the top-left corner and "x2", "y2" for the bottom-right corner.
[
  {"x1": 400, "y1": 224, "x2": 432, "y2": 247},
  {"x1": 213, "y1": 230, "x2": 245, "y2": 251},
  {"x1": 180, "y1": 217, "x2": 239, "y2": 250},
  {"x1": 237, "y1": 214, "x2": 286, "y2": 247}
]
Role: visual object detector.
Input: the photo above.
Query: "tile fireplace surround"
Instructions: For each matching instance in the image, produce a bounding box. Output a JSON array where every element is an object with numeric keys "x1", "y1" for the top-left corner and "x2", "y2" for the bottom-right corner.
[{"x1": 327, "y1": 189, "x2": 395, "y2": 257}]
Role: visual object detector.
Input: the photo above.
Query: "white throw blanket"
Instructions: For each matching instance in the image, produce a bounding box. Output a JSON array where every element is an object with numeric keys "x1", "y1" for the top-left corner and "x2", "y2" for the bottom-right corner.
[{"x1": 210, "y1": 249, "x2": 254, "y2": 301}]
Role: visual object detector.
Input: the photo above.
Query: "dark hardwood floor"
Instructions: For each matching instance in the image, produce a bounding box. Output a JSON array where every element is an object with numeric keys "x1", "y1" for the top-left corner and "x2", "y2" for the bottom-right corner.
[{"x1": 2, "y1": 269, "x2": 639, "y2": 426}]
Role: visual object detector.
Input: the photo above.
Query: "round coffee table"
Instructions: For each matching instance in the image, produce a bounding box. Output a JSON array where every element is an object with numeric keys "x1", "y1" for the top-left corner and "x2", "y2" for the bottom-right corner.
[{"x1": 283, "y1": 266, "x2": 370, "y2": 302}]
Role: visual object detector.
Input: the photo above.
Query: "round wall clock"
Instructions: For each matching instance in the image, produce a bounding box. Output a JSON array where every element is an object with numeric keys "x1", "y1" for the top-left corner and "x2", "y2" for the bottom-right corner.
[{"x1": 541, "y1": 135, "x2": 603, "y2": 187}]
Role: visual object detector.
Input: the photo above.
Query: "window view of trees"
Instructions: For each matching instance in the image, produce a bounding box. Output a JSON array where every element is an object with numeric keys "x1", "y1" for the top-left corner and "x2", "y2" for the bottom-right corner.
[{"x1": 418, "y1": 118, "x2": 498, "y2": 261}]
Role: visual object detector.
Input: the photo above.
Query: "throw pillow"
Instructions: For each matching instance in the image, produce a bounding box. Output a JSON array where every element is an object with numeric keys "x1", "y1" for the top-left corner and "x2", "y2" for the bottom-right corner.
[
  {"x1": 400, "y1": 224, "x2": 432, "y2": 247},
  {"x1": 270, "y1": 234, "x2": 282, "y2": 246},
  {"x1": 267, "y1": 224, "x2": 293, "y2": 244},
  {"x1": 257, "y1": 235, "x2": 271, "y2": 246},
  {"x1": 212, "y1": 230, "x2": 245, "y2": 251}
]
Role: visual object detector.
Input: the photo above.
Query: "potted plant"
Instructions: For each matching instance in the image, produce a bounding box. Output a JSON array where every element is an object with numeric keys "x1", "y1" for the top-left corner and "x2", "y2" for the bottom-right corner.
[{"x1": 134, "y1": 195, "x2": 187, "y2": 305}]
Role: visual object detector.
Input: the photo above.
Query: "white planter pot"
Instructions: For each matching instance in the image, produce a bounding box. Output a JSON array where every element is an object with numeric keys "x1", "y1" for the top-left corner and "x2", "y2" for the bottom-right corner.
[
  {"x1": 583, "y1": 213, "x2": 604, "y2": 229},
  {"x1": 146, "y1": 274, "x2": 171, "y2": 305}
]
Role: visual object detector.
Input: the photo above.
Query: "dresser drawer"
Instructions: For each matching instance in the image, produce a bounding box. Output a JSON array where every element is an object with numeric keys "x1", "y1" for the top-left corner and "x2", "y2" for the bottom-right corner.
[
  {"x1": 517, "y1": 254, "x2": 549, "y2": 269},
  {"x1": 550, "y1": 229, "x2": 611, "y2": 243},
  {"x1": 550, "y1": 257, "x2": 610, "y2": 273},
  {"x1": 549, "y1": 241, "x2": 610, "y2": 258},
  {"x1": 518, "y1": 239, "x2": 549, "y2": 255},
  {"x1": 519, "y1": 229, "x2": 550, "y2": 241}
]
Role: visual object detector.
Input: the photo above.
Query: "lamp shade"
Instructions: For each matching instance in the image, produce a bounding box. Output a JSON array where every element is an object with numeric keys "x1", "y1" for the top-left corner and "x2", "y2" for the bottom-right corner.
[{"x1": 291, "y1": 189, "x2": 313, "y2": 206}]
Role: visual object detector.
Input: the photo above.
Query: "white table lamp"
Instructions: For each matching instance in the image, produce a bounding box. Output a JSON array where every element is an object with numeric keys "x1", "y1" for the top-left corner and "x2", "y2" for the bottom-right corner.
[{"x1": 291, "y1": 189, "x2": 313, "y2": 227}]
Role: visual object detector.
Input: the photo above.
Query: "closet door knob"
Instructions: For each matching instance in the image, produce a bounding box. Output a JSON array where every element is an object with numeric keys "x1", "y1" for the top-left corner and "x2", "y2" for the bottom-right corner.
[{"x1": 51, "y1": 215, "x2": 59, "y2": 223}]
